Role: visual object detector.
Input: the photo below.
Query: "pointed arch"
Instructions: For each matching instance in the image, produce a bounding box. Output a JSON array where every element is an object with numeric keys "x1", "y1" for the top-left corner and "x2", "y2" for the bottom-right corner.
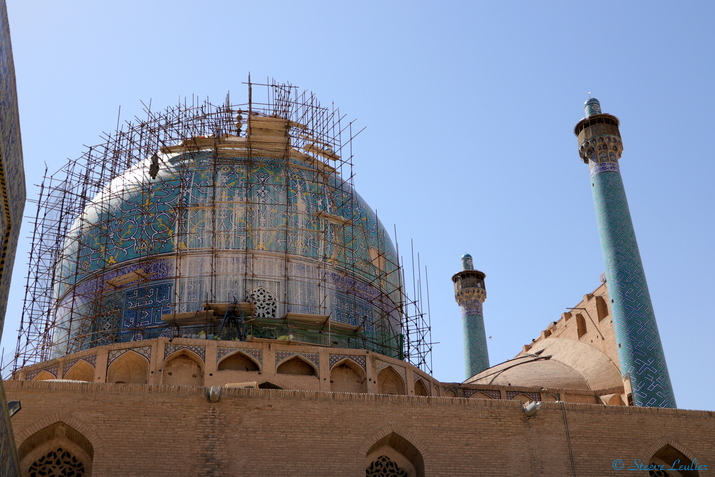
[
  {"x1": 413, "y1": 379, "x2": 429, "y2": 397},
  {"x1": 330, "y1": 358, "x2": 366, "y2": 393},
  {"x1": 163, "y1": 350, "x2": 203, "y2": 386},
  {"x1": 277, "y1": 356, "x2": 317, "y2": 376},
  {"x1": 18, "y1": 422, "x2": 94, "y2": 477},
  {"x1": 31, "y1": 370, "x2": 55, "y2": 381},
  {"x1": 107, "y1": 350, "x2": 149, "y2": 384},
  {"x1": 217, "y1": 351, "x2": 260, "y2": 372},
  {"x1": 64, "y1": 360, "x2": 95, "y2": 382},
  {"x1": 510, "y1": 393, "x2": 533, "y2": 404},
  {"x1": 596, "y1": 295, "x2": 609, "y2": 321},
  {"x1": 364, "y1": 431, "x2": 425, "y2": 477},
  {"x1": 469, "y1": 391, "x2": 494, "y2": 400},
  {"x1": 377, "y1": 366, "x2": 405, "y2": 395},
  {"x1": 576, "y1": 313, "x2": 587, "y2": 339},
  {"x1": 644, "y1": 440, "x2": 701, "y2": 477}
]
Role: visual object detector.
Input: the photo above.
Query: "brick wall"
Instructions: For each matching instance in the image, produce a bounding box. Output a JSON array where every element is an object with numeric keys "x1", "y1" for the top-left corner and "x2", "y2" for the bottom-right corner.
[{"x1": 6, "y1": 380, "x2": 715, "y2": 476}]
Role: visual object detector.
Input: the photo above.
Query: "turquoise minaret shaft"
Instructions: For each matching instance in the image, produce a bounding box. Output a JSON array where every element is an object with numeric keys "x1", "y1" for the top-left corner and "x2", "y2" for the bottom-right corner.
[
  {"x1": 452, "y1": 254, "x2": 489, "y2": 378},
  {"x1": 574, "y1": 98, "x2": 675, "y2": 408}
]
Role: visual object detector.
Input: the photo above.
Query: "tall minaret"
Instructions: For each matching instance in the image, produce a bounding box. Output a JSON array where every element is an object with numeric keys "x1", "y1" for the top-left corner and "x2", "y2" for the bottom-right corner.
[
  {"x1": 452, "y1": 253, "x2": 489, "y2": 378},
  {"x1": 574, "y1": 98, "x2": 675, "y2": 408}
]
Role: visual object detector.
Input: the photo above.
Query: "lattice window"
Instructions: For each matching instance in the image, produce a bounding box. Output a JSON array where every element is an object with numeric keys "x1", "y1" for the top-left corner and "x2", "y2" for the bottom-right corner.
[
  {"x1": 366, "y1": 455, "x2": 407, "y2": 477},
  {"x1": 28, "y1": 447, "x2": 85, "y2": 477},
  {"x1": 250, "y1": 286, "x2": 276, "y2": 318}
]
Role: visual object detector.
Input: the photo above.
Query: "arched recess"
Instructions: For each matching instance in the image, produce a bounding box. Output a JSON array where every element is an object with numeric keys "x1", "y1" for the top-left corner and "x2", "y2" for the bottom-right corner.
[
  {"x1": 218, "y1": 351, "x2": 260, "y2": 372},
  {"x1": 365, "y1": 432, "x2": 424, "y2": 477},
  {"x1": 330, "y1": 359, "x2": 366, "y2": 393},
  {"x1": 107, "y1": 350, "x2": 149, "y2": 384},
  {"x1": 163, "y1": 350, "x2": 203, "y2": 386},
  {"x1": 649, "y1": 444, "x2": 700, "y2": 477},
  {"x1": 377, "y1": 366, "x2": 405, "y2": 395},
  {"x1": 576, "y1": 314, "x2": 587, "y2": 339},
  {"x1": 511, "y1": 393, "x2": 533, "y2": 404},
  {"x1": 596, "y1": 295, "x2": 609, "y2": 321},
  {"x1": 470, "y1": 392, "x2": 493, "y2": 400},
  {"x1": 18, "y1": 422, "x2": 94, "y2": 477},
  {"x1": 64, "y1": 360, "x2": 95, "y2": 382},
  {"x1": 277, "y1": 356, "x2": 317, "y2": 376},
  {"x1": 31, "y1": 370, "x2": 55, "y2": 381},
  {"x1": 414, "y1": 380, "x2": 429, "y2": 396}
]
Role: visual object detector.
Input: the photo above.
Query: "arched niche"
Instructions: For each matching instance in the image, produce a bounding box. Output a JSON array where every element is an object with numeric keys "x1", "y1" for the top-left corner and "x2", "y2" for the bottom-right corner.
[
  {"x1": 576, "y1": 313, "x2": 587, "y2": 339},
  {"x1": 64, "y1": 360, "x2": 95, "y2": 382},
  {"x1": 19, "y1": 422, "x2": 94, "y2": 477},
  {"x1": 444, "y1": 388, "x2": 457, "y2": 398},
  {"x1": 649, "y1": 444, "x2": 700, "y2": 477},
  {"x1": 511, "y1": 393, "x2": 533, "y2": 404},
  {"x1": 163, "y1": 350, "x2": 203, "y2": 386},
  {"x1": 414, "y1": 379, "x2": 429, "y2": 397},
  {"x1": 330, "y1": 359, "x2": 366, "y2": 393},
  {"x1": 596, "y1": 295, "x2": 609, "y2": 321},
  {"x1": 218, "y1": 352, "x2": 260, "y2": 372},
  {"x1": 365, "y1": 432, "x2": 424, "y2": 477},
  {"x1": 469, "y1": 392, "x2": 494, "y2": 400},
  {"x1": 377, "y1": 366, "x2": 405, "y2": 395},
  {"x1": 107, "y1": 350, "x2": 149, "y2": 384},
  {"x1": 31, "y1": 370, "x2": 55, "y2": 381},
  {"x1": 277, "y1": 356, "x2": 317, "y2": 376}
]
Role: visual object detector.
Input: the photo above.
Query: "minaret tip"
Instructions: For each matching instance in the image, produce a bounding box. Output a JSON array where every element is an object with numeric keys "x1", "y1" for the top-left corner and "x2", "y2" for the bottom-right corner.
[
  {"x1": 461, "y1": 253, "x2": 474, "y2": 271},
  {"x1": 584, "y1": 97, "x2": 602, "y2": 118}
]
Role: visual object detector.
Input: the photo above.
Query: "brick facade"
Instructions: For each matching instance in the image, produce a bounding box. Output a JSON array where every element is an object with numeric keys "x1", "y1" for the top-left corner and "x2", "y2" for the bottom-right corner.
[{"x1": 6, "y1": 380, "x2": 715, "y2": 476}]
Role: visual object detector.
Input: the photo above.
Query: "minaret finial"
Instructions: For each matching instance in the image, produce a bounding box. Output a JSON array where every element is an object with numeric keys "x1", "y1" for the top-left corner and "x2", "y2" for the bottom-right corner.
[{"x1": 584, "y1": 97, "x2": 602, "y2": 118}]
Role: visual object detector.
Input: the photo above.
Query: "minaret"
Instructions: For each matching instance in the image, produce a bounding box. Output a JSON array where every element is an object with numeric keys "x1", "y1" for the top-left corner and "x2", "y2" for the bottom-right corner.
[
  {"x1": 452, "y1": 253, "x2": 489, "y2": 378},
  {"x1": 574, "y1": 98, "x2": 676, "y2": 408}
]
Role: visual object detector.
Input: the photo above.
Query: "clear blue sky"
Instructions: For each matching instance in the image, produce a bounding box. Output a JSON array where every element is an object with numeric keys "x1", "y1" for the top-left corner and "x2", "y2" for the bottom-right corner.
[{"x1": 3, "y1": 1, "x2": 714, "y2": 411}]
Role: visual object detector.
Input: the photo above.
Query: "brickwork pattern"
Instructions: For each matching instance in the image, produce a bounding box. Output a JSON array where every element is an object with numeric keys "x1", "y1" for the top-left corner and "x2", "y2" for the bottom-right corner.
[{"x1": 5, "y1": 381, "x2": 715, "y2": 477}]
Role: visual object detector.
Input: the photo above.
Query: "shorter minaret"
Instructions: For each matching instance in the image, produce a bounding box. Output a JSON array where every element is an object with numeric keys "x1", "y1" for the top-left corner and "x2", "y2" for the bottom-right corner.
[{"x1": 452, "y1": 253, "x2": 489, "y2": 378}]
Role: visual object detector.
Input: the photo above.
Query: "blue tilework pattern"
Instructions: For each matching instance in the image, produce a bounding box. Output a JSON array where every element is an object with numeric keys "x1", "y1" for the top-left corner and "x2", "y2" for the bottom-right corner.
[
  {"x1": 461, "y1": 308, "x2": 489, "y2": 379},
  {"x1": 53, "y1": 151, "x2": 404, "y2": 357},
  {"x1": 591, "y1": 169, "x2": 676, "y2": 408}
]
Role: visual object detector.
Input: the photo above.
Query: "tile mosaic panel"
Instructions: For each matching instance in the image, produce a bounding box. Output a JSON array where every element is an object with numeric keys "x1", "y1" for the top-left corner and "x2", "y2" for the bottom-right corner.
[
  {"x1": 164, "y1": 344, "x2": 205, "y2": 361},
  {"x1": 329, "y1": 354, "x2": 366, "y2": 370}
]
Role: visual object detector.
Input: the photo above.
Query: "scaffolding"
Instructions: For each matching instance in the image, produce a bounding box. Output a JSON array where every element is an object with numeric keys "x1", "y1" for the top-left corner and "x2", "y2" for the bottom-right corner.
[{"x1": 12, "y1": 79, "x2": 433, "y2": 375}]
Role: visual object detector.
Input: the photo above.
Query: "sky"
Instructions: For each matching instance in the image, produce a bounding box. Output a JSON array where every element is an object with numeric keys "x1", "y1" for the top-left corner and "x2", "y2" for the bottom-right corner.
[{"x1": 2, "y1": 1, "x2": 714, "y2": 411}]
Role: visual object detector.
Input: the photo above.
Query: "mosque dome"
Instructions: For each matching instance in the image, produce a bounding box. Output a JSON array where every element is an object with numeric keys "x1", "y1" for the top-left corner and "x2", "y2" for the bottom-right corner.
[{"x1": 50, "y1": 112, "x2": 403, "y2": 359}]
